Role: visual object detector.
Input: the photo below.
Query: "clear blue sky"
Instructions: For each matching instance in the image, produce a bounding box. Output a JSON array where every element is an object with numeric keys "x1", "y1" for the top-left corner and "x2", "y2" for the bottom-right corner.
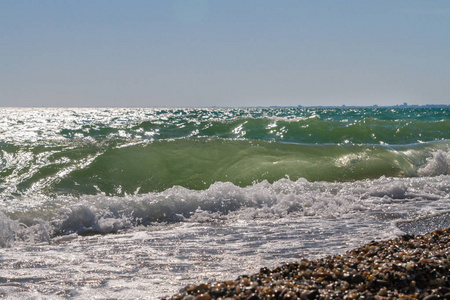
[{"x1": 1, "y1": 1, "x2": 449, "y2": 107}]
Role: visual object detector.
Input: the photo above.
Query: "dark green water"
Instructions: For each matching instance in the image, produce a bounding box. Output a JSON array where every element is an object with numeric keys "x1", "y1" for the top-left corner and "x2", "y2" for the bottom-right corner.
[{"x1": 0, "y1": 107, "x2": 449, "y2": 197}]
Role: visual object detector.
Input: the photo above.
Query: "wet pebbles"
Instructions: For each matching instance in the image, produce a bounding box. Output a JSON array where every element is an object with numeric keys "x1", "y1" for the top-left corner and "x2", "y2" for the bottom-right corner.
[{"x1": 165, "y1": 228, "x2": 450, "y2": 299}]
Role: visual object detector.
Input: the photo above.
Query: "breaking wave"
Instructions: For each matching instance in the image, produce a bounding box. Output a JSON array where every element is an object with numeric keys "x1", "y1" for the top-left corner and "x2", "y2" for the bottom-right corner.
[
  {"x1": 1, "y1": 174, "x2": 449, "y2": 247},
  {"x1": 1, "y1": 138, "x2": 449, "y2": 197}
]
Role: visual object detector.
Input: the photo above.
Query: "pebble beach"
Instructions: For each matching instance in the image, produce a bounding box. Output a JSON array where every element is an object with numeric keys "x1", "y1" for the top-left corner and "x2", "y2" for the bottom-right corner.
[{"x1": 166, "y1": 228, "x2": 450, "y2": 300}]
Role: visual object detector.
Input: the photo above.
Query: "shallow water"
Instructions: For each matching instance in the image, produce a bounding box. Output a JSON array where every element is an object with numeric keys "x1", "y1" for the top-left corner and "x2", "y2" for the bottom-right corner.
[{"x1": 0, "y1": 107, "x2": 449, "y2": 299}]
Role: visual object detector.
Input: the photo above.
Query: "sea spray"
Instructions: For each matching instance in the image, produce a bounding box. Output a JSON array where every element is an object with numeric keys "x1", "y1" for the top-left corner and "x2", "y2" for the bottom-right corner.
[
  {"x1": 0, "y1": 107, "x2": 449, "y2": 298},
  {"x1": 2, "y1": 175, "x2": 449, "y2": 244},
  {"x1": 418, "y1": 149, "x2": 449, "y2": 176}
]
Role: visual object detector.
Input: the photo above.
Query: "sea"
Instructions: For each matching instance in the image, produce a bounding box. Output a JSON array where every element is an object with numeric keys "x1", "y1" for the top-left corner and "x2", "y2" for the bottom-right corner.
[{"x1": 0, "y1": 107, "x2": 449, "y2": 299}]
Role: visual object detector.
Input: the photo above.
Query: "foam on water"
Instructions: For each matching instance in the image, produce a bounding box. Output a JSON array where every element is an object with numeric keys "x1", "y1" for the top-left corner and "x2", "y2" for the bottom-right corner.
[
  {"x1": 1, "y1": 107, "x2": 449, "y2": 199},
  {"x1": 1, "y1": 174, "x2": 449, "y2": 246},
  {"x1": 0, "y1": 107, "x2": 449, "y2": 299},
  {"x1": 0, "y1": 212, "x2": 20, "y2": 248},
  {"x1": 418, "y1": 150, "x2": 450, "y2": 176},
  {"x1": 0, "y1": 174, "x2": 449, "y2": 298}
]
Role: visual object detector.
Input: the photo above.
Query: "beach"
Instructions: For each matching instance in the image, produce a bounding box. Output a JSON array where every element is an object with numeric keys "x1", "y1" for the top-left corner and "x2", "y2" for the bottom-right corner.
[{"x1": 166, "y1": 228, "x2": 450, "y2": 299}]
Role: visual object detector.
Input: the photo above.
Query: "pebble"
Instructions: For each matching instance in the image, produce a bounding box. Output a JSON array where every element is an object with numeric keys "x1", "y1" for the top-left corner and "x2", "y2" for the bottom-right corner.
[{"x1": 165, "y1": 228, "x2": 450, "y2": 299}]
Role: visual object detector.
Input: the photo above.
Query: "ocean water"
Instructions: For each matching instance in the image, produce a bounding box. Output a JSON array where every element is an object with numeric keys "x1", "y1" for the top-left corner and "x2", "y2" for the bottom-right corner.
[{"x1": 0, "y1": 107, "x2": 449, "y2": 299}]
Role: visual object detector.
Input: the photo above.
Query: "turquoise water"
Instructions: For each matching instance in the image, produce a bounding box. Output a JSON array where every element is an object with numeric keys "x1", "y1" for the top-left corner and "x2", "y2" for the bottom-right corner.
[
  {"x1": 0, "y1": 107, "x2": 449, "y2": 298},
  {"x1": 1, "y1": 107, "x2": 448, "y2": 198}
]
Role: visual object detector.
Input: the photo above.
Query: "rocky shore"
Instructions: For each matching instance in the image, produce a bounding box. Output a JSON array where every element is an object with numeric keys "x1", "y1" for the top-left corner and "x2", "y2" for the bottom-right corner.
[{"x1": 165, "y1": 228, "x2": 450, "y2": 299}]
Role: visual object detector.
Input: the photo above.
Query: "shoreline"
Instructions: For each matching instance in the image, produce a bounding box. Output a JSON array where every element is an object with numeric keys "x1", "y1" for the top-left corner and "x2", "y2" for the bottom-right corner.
[{"x1": 165, "y1": 228, "x2": 450, "y2": 299}]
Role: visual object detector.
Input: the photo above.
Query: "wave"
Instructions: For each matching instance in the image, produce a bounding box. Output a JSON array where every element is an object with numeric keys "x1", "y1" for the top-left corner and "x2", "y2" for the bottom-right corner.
[
  {"x1": 1, "y1": 138, "x2": 449, "y2": 198},
  {"x1": 1, "y1": 175, "x2": 449, "y2": 247},
  {"x1": 55, "y1": 116, "x2": 450, "y2": 145},
  {"x1": 1, "y1": 108, "x2": 449, "y2": 248},
  {"x1": 2, "y1": 107, "x2": 449, "y2": 145}
]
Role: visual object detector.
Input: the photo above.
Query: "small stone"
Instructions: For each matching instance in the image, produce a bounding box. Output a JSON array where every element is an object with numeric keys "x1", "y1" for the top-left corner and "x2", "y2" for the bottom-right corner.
[
  {"x1": 342, "y1": 273, "x2": 352, "y2": 282},
  {"x1": 247, "y1": 293, "x2": 260, "y2": 300},
  {"x1": 306, "y1": 289, "x2": 319, "y2": 299},
  {"x1": 376, "y1": 279, "x2": 388, "y2": 286},
  {"x1": 194, "y1": 293, "x2": 211, "y2": 300},
  {"x1": 352, "y1": 273, "x2": 364, "y2": 284},
  {"x1": 423, "y1": 296, "x2": 439, "y2": 300},
  {"x1": 378, "y1": 287, "x2": 387, "y2": 296},
  {"x1": 194, "y1": 283, "x2": 209, "y2": 293}
]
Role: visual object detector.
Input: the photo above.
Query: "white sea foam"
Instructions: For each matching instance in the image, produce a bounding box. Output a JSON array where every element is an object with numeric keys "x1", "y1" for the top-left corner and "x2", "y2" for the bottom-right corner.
[
  {"x1": 0, "y1": 107, "x2": 449, "y2": 298},
  {"x1": 418, "y1": 150, "x2": 449, "y2": 176},
  {"x1": 0, "y1": 177, "x2": 449, "y2": 298},
  {"x1": 0, "y1": 212, "x2": 20, "y2": 248},
  {"x1": 2, "y1": 175, "x2": 449, "y2": 248}
]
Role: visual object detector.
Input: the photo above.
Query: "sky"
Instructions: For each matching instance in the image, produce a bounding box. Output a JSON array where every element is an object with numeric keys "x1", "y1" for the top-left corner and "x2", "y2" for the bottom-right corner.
[{"x1": 1, "y1": 1, "x2": 450, "y2": 107}]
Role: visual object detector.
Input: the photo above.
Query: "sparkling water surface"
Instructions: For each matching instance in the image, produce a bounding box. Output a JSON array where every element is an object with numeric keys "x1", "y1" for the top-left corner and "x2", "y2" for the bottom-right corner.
[{"x1": 0, "y1": 107, "x2": 449, "y2": 299}]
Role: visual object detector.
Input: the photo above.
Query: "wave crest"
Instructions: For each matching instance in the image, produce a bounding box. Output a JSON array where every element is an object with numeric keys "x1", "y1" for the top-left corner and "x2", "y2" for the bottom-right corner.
[
  {"x1": 418, "y1": 150, "x2": 449, "y2": 176},
  {"x1": 1, "y1": 174, "x2": 449, "y2": 247}
]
